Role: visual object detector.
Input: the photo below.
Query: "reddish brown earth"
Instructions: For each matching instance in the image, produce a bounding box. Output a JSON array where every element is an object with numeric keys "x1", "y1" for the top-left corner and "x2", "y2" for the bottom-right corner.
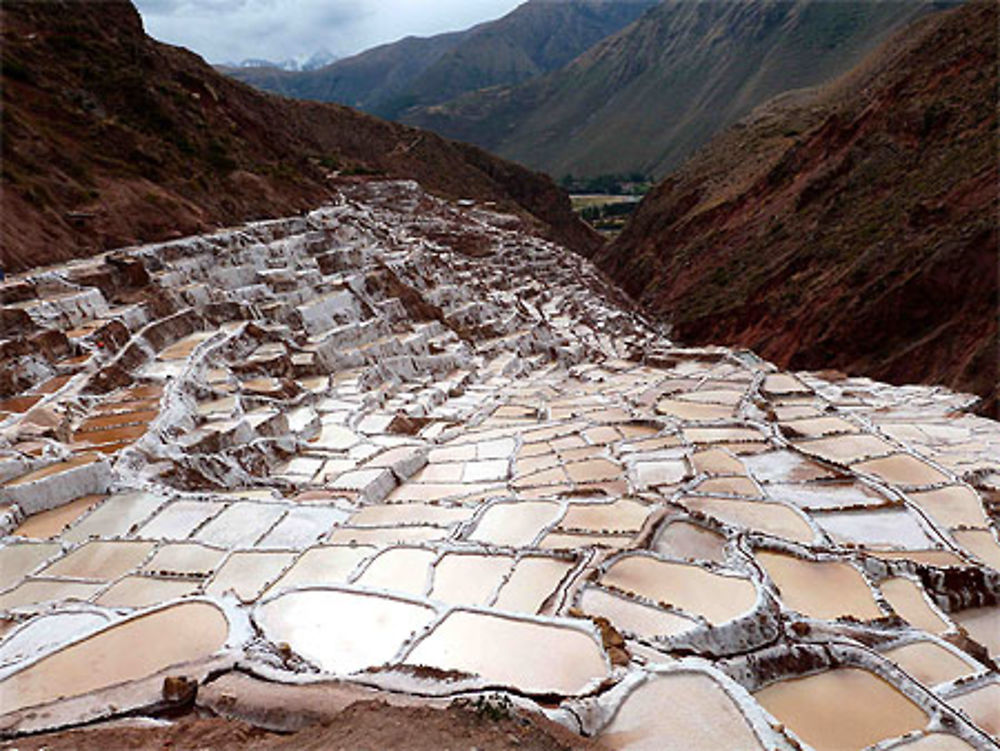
[
  {"x1": 0, "y1": 1, "x2": 598, "y2": 274},
  {"x1": 596, "y1": 1, "x2": 998, "y2": 416},
  {"x1": 1, "y1": 701, "x2": 602, "y2": 751}
]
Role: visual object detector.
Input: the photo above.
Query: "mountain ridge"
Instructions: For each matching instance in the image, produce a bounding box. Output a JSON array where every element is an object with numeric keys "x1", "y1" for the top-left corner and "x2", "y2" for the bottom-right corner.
[
  {"x1": 594, "y1": 0, "x2": 998, "y2": 414},
  {"x1": 222, "y1": 0, "x2": 656, "y2": 121},
  {"x1": 402, "y1": 0, "x2": 940, "y2": 179},
  {"x1": 1, "y1": 0, "x2": 598, "y2": 274}
]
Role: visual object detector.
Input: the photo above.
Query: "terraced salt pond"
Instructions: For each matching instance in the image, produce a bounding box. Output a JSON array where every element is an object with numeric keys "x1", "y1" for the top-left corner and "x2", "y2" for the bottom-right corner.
[
  {"x1": 1, "y1": 180, "x2": 998, "y2": 748},
  {"x1": 755, "y1": 668, "x2": 928, "y2": 751}
]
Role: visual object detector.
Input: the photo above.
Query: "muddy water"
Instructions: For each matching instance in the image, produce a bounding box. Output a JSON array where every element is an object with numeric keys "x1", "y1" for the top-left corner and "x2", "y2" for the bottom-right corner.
[
  {"x1": 0, "y1": 601, "x2": 228, "y2": 713},
  {"x1": 62, "y1": 492, "x2": 165, "y2": 542},
  {"x1": 756, "y1": 551, "x2": 882, "y2": 620},
  {"x1": 0, "y1": 543, "x2": 61, "y2": 581},
  {"x1": 0, "y1": 580, "x2": 104, "y2": 611},
  {"x1": 950, "y1": 682, "x2": 1000, "y2": 738},
  {"x1": 469, "y1": 501, "x2": 561, "y2": 547},
  {"x1": 355, "y1": 548, "x2": 436, "y2": 595},
  {"x1": 882, "y1": 641, "x2": 980, "y2": 687},
  {"x1": 405, "y1": 610, "x2": 608, "y2": 694},
  {"x1": 880, "y1": 577, "x2": 950, "y2": 633},
  {"x1": 894, "y1": 734, "x2": 976, "y2": 750},
  {"x1": 95, "y1": 576, "x2": 200, "y2": 608},
  {"x1": 909, "y1": 486, "x2": 989, "y2": 528},
  {"x1": 560, "y1": 499, "x2": 650, "y2": 533},
  {"x1": 653, "y1": 521, "x2": 727, "y2": 563},
  {"x1": 601, "y1": 555, "x2": 757, "y2": 625},
  {"x1": 680, "y1": 497, "x2": 814, "y2": 543},
  {"x1": 853, "y1": 453, "x2": 949, "y2": 486},
  {"x1": 952, "y1": 529, "x2": 1000, "y2": 570},
  {"x1": 579, "y1": 586, "x2": 697, "y2": 639},
  {"x1": 600, "y1": 672, "x2": 763, "y2": 750},
  {"x1": 13, "y1": 495, "x2": 104, "y2": 539},
  {"x1": 754, "y1": 668, "x2": 927, "y2": 751},
  {"x1": 256, "y1": 590, "x2": 435, "y2": 675},
  {"x1": 206, "y1": 551, "x2": 296, "y2": 601},
  {"x1": 430, "y1": 553, "x2": 512, "y2": 606},
  {"x1": 266, "y1": 546, "x2": 374, "y2": 594},
  {"x1": 493, "y1": 557, "x2": 573, "y2": 614},
  {"x1": 40, "y1": 541, "x2": 155, "y2": 580},
  {"x1": 953, "y1": 606, "x2": 1000, "y2": 659}
]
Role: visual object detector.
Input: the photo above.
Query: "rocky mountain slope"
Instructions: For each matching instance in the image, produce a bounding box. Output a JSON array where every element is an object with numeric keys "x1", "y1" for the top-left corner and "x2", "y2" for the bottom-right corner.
[
  {"x1": 403, "y1": 0, "x2": 934, "y2": 179},
  {"x1": 222, "y1": 0, "x2": 655, "y2": 121},
  {"x1": 0, "y1": 0, "x2": 598, "y2": 274},
  {"x1": 595, "y1": 1, "x2": 998, "y2": 415}
]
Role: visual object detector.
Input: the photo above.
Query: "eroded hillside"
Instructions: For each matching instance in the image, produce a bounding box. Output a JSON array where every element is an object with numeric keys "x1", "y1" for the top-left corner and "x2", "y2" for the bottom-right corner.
[
  {"x1": 596, "y1": 1, "x2": 998, "y2": 416},
  {"x1": 0, "y1": 0, "x2": 597, "y2": 274}
]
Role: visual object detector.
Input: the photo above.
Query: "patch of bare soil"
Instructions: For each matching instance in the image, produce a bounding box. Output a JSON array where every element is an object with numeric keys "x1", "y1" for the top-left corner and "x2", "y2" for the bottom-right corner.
[{"x1": 2, "y1": 700, "x2": 603, "y2": 751}]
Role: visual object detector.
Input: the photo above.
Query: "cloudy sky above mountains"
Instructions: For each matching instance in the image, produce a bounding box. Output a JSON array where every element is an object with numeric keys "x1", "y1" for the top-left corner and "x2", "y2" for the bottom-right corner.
[{"x1": 134, "y1": 0, "x2": 524, "y2": 64}]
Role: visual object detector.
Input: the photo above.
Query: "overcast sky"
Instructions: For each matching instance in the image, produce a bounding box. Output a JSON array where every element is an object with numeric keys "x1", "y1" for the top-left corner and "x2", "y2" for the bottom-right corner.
[{"x1": 134, "y1": 0, "x2": 525, "y2": 65}]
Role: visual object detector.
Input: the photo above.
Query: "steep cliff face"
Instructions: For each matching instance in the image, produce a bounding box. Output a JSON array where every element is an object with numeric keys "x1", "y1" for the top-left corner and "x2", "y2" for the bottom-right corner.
[
  {"x1": 402, "y1": 0, "x2": 931, "y2": 179},
  {"x1": 595, "y1": 1, "x2": 998, "y2": 414},
  {"x1": 0, "y1": 0, "x2": 598, "y2": 273}
]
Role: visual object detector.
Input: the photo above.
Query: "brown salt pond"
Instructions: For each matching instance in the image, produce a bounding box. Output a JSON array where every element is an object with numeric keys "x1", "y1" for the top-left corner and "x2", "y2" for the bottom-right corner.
[
  {"x1": 880, "y1": 577, "x2": 950, "y2": 633},
  {"x1": 405, "y1": 610, "x2": 608, "y2": 694},
  {"x1": 0, "y1": 542, "x2": 62, "y2": 582},
  {"x1": 469, "y1": 500, "x2": 562, "y2": 547},
  {"x1": 39, "y1": 541, "x2": 155, "y2": 581},
  {"x1": 599, "y1": 671, "x2": 764, "y2": 750},
  {"x1": 256, "y1": 589, "x2": 435, "y2": 675},
  {"x1": 265, "y1": 545, "x2": 375, "y2": 594},
  {"x1": 600, "y1": 555, "x2": 757, "y2": 625},
  {"x1": 492, "y1": 556, "x2": 573, "y2": 614},
  {"x1": 893, "y1": 734, "x2": 977, "y2": 750},
  {"x1": 794, "y1": 434, "x2": 895, "y2": 465},
  {"x1": 579, "y1": 586, "x2": 697, "y2": 640},
  {"x1": 62, "y1": 492, "x2": 166, "y2": 542},
  {"x1": 953, "y1": 606, "x2": 1000, "y2": 659},
  {"x1": 430, "y1": 553, "x2": 512, "y2": 606},
  {"x1": 653, "y1": 521, "x2": 727, "y2": 563},
  {"x1": 755, "y1": 551, "x2": 882, "y2": 620},
  {"x1": 0, "y1": 580, "x2": 105, "y2": 611},
  {"x1": 947, "y1": 681, "x2": 1000, "y2": 738},
  {"x1": 95, "y1": 576, "x2": 200, "y2": 608},
  {"x1": 0, "y1": 601, "x2": 228, "y2": 714},
  {"x1": 883, "y1": 639, "x2": 982, "y2": 687},
  {"x1": 754, "y1": 668, "x2": 927, "y2": 751},
  {"x1": 13, "y1": 495, "x2": 104, "y2": 539},
  {"x1": 909, "y1": 486, "x2": 989, "y2": 528},
  {"x1": 355, "y1": 548, "x2": 436, "y2": 595},
  {"x1": 205, "y1": 551, "x2": 297, "y2": 601},
  {"x1": 951, "y1": 529, "x2": 1000, "y2": 570},
  {"x1": 679, "y1": 497, "x2": 814, "y2": 543},
  {"x1": 853, "y1": 453, "x2": 950, "y2": 487},
  {"x1": 559, "y1": 499, "x2": 650, "y2": 533}
]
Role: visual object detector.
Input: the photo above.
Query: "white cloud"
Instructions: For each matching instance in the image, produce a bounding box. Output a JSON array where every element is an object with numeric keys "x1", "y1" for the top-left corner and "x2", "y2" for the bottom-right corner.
[{"x1": 134, "y1": 0, "x2": 525, "y2": 64}]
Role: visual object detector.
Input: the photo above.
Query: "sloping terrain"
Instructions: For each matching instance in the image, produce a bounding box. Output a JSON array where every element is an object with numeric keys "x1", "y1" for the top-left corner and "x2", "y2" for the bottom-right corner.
[
  {"x1": 0, "y1": 0, "x2": 598, "y2": 274},
  {"x1": 595, "y1": 1, "x2": 998, "y2": 415},
  {"x1": 223, "y1": 0, "x2": 655, "y2": 121},
  {"x1": 1, "y1": 179, "x2": 999, "y2": 751},
  {"x1": 403, "y1": 0, "x2": 934, "y2": 179}
]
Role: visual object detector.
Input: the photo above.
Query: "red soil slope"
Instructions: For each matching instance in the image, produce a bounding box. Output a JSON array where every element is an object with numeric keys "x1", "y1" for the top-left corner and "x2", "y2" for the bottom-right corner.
[
  {"x1": 596, "y1": 1, "x2": 998, "y2": 415},
  {"x1": 1, "y1": 1, "x2": 598, "y2": 274}
]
